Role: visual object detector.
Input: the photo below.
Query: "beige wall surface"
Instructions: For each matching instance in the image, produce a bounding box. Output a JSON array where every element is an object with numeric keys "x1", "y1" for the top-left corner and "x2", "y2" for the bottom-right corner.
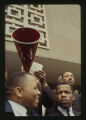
[
  {"x1": 5, "y1": 5, "x2": 81, "y2": 64},
  {"x1": 36, "y1": 5, "x2": 81, "y2": 64}
]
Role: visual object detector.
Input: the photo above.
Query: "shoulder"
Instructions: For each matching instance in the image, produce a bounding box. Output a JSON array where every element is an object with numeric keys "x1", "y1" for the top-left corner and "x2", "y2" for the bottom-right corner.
[
  {"x1": 73, "y1": 111, "x2": 81, "y2": 116},
  {"x1": 46, "y1": 107, "x2": 56, "y2": 116},
  {"x1": 46, "y1": 106, "x2": 63, "y2": 116}
]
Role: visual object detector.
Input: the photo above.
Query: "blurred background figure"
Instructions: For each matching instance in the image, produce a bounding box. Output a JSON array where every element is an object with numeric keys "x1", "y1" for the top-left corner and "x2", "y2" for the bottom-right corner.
[
  {"x1": 62, "y1": 72, "x2": 74, "y2": 86},
  {"x1": 72, "y1": 89, "x2": 81, "y2": 113},
  {"x1": 74, "y1": 89, "x2": 79, "y2": 95}
]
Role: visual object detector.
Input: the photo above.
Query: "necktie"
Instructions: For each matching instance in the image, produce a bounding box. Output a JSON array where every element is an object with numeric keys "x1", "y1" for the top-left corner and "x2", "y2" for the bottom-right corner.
[{"x1": 67, "y1": 109, "x2": 70, "y2": 116}]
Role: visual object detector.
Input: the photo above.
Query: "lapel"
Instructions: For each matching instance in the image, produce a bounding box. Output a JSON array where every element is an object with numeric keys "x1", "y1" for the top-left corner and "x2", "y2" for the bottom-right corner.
[
  {"x1": 54, "y1": 105, "x2": 64, "y2": 116},
  {"x1": 5, "y1": 100, "x2": 14, "y2": 116},
  {"x1": 56, "y1": 109, "x2": 64, "y2": 116}
]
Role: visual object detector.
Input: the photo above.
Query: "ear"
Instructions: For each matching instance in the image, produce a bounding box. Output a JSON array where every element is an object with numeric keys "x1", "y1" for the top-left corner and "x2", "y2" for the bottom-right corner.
[{"x1": 15, "y1": 87, "x2": 24, "y2": 98}]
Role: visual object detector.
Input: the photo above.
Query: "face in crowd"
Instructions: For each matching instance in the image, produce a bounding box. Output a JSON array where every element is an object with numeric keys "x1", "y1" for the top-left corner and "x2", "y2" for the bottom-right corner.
[
  {"x1": 6, "y1": 73, "x2": 41, "y2": 109},
  {"x1": 62, "y1": 72, "x2": 74, "y2": 85},
  {"x1": 56, "y1": 84, "x2": 74, "y2": 109},
  {"x1": 21, "y1": 74, "x2": 41, "y2": 109}
]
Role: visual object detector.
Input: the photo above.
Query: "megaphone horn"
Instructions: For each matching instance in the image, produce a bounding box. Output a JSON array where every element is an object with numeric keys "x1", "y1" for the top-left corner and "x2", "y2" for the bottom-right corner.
[{"x1": 12, "y1": 27, "x2": 40, "y2": 72}]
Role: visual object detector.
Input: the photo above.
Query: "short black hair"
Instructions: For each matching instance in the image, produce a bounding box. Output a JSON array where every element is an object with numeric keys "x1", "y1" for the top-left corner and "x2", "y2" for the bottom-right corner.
[
  {"x1": 5, "y1": 72, "x2": 32, "y2": 92},
  {"x1": 56, "y1": 82, "x2": 73, "y2": 93}
]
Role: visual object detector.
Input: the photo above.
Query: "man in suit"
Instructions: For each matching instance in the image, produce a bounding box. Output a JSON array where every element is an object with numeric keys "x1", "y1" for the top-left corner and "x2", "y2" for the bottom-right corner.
[
  {"x1": 35, "y1": 70, "x2": 81, "y2": 115},
  {"x1": 46, "y1": 83, "x2": 80, "y2": 116},
  {"x1": 61, "y1": 72, "x2": 81, "y2": 112},
  {"x1": 20, "y1": 66, "x2": 54, "y2": 116},
  {"x1": 5, "y1": 72, "x2": 41, "y2": 116},
  {"x1": 33, "y1": 70, "x2": 54, "y2": 116}
]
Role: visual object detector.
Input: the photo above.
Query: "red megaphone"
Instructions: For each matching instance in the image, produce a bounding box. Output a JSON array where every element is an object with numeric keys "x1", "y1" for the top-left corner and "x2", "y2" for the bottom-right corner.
[{"x1": 12, "y1": 27, "x2": 40, "y2": 72}]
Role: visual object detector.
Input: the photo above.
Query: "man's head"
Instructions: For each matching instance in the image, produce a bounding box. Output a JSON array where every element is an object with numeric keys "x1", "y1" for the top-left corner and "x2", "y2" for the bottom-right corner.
[
  {"x1": 74, "y1": 89, "x2": 79, "y2": 94},
  {"x1": 56, "y1": 83, "x2": 74, "y2": 109},
  {"x1": 5, "y1": 72, "x2": 40, "y2": 109},
  {"x1": 62, "y1": 72, "x2": 74, "y2": 85}
]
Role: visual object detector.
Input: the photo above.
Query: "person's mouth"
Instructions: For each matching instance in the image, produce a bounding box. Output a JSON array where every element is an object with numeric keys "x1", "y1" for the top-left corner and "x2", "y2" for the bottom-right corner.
[
  {"x1": 61, "y1": 99, "x2": 68, "y2": 103},
  {"x1": 68, "y1": 80, "x2": 73, "y2": 84}
]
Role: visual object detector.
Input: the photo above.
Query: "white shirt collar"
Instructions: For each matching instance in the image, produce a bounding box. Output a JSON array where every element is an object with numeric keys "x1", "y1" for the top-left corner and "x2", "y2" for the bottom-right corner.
[
  {"x1": 8, "y1": 100, "x2": 27, "y2": 116},
  {"x1": 69, "y1": 107, "x2": 75, "y2": 116},
  {"x1": 58, "y1": 106, "x2": 75, "y2": 116}
]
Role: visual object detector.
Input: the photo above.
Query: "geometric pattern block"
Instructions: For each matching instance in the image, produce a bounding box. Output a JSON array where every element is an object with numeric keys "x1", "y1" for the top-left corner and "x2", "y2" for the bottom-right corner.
[{"x1": 5, "y1": 4, "x2": 50, "y2": 49}]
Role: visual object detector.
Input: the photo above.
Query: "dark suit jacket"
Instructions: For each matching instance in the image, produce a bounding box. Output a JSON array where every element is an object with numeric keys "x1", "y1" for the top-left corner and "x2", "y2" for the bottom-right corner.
[
  {"x1": 46, "y1": 103, "x2": 81, "y2": 116},
  {"x1": 5, "y1": 100, "x2": 39, "y2": 116},
  {"x1": 72, "y1": 93, "x2": 81, "y2": 112}
]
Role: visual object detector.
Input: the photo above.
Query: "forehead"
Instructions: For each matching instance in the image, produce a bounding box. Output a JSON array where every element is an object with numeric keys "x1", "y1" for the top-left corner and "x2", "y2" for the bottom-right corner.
[
  {"x1": 56, "y1": 84, "x2": 72, "y2": 92},
  {"x1": 63, "y1": 72, "x2": 73, "y2": 76}
]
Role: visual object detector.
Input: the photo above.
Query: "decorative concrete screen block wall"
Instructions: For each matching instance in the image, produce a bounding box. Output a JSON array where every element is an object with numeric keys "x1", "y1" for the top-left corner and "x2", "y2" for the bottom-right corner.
[{"x1": 5, "y1": 4, "x2": 49, "y2": 49}]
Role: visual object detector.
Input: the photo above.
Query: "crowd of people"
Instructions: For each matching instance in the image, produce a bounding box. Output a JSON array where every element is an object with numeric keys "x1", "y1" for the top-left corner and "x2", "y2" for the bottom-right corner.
[{"x1": 5, "y1": 67, "x2": 81, "y2": 116}]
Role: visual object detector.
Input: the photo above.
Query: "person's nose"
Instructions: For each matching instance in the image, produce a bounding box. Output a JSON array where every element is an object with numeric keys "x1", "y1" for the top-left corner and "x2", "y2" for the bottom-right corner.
[
  {"x1": 61, "y1": 92, "x2": 66, "y2": 97},
  {"x1": 37, "y1": 89, "x2": 41, "y2": 95},
  {"x1": 69, "y1": 76, "x2": 72, "y2": 80}
]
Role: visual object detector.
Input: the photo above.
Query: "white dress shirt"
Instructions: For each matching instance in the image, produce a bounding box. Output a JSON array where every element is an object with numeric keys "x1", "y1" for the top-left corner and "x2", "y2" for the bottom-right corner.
[
  {"x1": 8, "y1": 100, "x2": 28, "y2": 116},
  {"x1": 42, "y1": 105, "x2": 46, "y2": 116},
  {"x1": 58, "y1": 106, "x2": 75, "y2": 116}
]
